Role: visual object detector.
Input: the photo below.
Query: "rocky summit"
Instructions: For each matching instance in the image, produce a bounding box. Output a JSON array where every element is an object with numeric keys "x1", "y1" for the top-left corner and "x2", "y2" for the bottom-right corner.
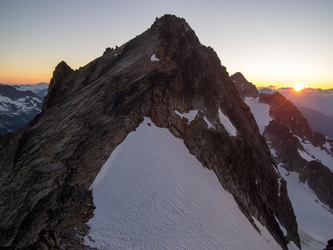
[{"x1": 0, "y1": 15, "x2": 300, "y2": 249}]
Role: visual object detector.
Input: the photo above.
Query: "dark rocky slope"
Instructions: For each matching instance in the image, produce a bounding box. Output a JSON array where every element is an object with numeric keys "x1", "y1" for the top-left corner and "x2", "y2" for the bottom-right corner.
[
  {"x1": 0, "y1": 15, "x2": 299, "y2": 249},
  {"x1": 233, "y1": 74, "x2": 333, "y2": 210}
]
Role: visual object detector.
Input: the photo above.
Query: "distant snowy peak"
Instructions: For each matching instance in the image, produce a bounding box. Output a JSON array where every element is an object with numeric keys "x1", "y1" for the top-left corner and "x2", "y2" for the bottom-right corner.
[
  {"x1": 13, "y1": 82, "x2": 49, "y2": 97},
  {"x1": 0, "y1": 83, "x2": 48, "y2": 135},
  {"x1": 258, "y1": 86, "x2": 333, "y2": 117}
]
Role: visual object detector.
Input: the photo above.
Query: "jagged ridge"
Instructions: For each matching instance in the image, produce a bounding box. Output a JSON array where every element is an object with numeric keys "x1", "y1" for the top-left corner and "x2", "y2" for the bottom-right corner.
[{"x1": 0, "y1": 15, "x2": 299, "y2": 249}]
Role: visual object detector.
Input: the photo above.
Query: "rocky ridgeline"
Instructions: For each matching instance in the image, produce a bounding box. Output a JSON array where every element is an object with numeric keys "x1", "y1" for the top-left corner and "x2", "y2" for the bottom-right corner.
[
  {"x1": 0, "y1": 15, "x2": 299, "y2": 249},
  {"x1": 232, "y1": 72, "x2": 333, "y2": 210}
]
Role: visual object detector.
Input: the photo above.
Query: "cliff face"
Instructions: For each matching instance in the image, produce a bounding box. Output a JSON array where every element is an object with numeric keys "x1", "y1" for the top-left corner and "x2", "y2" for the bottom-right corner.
[{"x1": 0, "y1": 15, "x2": 299, "y2": 249}]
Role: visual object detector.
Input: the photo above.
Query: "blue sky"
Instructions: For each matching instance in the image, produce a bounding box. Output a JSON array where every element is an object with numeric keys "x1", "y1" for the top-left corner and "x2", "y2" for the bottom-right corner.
[{"x1": 0, "y1": 0, "x2": 332, "y2": 88}]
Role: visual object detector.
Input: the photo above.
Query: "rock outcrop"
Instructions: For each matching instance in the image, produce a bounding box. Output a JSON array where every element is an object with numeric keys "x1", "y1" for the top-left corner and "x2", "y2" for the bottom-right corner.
[
  {"x1": 42, "y1": 61, "x2": 74, "y2": 112},
  {"x1": 324, "y1": 238, "x2": 333, "y2": 250},
  {"x1": 230, "y1": 72, "x2": 258, "y2": 99},
  {"x1": 299, "y1": 160, "x2": 333, "y2": 209},
  {"x1": 0, "y1": 15, "x2": 300, "y2": 249},
  {"x1": 260, "y1": 92, "x2": 313, "y2": 140}
]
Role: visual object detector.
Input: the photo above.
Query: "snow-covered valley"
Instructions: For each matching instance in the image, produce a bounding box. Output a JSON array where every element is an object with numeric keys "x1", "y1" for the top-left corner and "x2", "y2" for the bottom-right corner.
[{"x1": 85, "y1": 117, "x2": 282, "y2": 249}]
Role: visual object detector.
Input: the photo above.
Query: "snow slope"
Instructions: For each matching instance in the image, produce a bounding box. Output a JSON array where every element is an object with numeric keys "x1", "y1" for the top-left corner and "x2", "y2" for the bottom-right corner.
[
  {"x1": 296, "y1": 137, "x2": 333, "y2": 172},
  {"x1": 244, "y1": 97, "x2": 272, "y2": 134},
  {"x1": 244, "y1": 97, "x2": 333, "y2": 249},
  {"x1": 279, "y1": 167, "x2": 333, "y2": 250},
  {"x1": 85, "y1": 117, "x2": 281, "y2": 249}
]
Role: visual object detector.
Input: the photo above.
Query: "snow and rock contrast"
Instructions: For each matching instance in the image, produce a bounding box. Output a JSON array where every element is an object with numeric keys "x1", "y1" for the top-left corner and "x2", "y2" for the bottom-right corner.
[
  {"x1": 0, "y1": 83, "x2": 48, "y2": 135},
  {"x1": 1, "y1": 15, "x2": 299, "y2": 249},
  {"x1": 236, "y1": 72, "x2": 333, "y2": 250},
  {"x1": 85, "y1": 117, "x2": 281, "y2": 249}
]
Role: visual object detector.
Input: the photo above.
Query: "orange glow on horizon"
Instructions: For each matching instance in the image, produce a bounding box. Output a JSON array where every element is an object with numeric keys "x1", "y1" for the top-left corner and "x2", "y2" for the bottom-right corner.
[{"x1": 0, "y1": 72, "x2": 50, "y2": 85}]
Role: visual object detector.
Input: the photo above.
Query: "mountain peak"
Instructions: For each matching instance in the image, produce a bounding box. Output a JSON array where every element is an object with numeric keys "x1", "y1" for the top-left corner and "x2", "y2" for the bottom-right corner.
[
  {"x1": 230, "y1": 72, "x2": 258, "y2": 99},
  {"x1": 42, "y1": 61, "x2": 73, "y2": 111},
  {"x1": 0, "y1": 16, "x2": 300, "y2": 249}
]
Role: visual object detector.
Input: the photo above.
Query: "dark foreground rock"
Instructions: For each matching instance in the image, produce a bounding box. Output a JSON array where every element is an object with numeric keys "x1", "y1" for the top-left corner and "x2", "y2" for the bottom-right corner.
[{"x1": 0, "y1": 15, "x2": 299, "y2": 249}]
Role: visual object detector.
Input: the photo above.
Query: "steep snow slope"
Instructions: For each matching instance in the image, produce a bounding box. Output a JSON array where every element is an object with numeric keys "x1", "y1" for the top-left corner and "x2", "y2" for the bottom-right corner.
[
  {"x1": 279, "y1": 167, "x2": 333, "y2": 250},
  {"x1": 85, "y1": 117, "x2": 281, "y2": 249},
  {"x1": 245, "y1": 97, "x2": 333, "y2": 250},
  {"x1": 244, "y1": 97, "x2": 272, "y2": 133}
]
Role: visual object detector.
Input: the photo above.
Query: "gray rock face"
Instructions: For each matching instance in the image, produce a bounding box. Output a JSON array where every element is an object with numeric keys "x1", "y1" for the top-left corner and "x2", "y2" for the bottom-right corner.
[{"x1": 0, "y1": 15, "x2": 299, "y2": 249}]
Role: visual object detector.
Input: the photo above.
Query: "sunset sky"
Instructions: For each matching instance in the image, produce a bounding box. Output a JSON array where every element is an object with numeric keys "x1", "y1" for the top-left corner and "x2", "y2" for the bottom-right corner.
[{"x1": 1, "y1": 0, "x2": 332, "y2": 88}]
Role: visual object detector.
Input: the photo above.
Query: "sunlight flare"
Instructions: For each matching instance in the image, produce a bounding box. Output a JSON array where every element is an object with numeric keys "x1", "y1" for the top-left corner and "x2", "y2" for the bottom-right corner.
[{"x1": 294, "y1": 83, "x2": 305, "y2": 92}]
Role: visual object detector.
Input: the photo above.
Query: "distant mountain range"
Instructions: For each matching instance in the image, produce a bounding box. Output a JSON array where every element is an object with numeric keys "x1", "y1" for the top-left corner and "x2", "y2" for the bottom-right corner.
[
  {"x1": 0, "y1": 82, "x2": 49, "y2": 135},
  {"x1": 259, "y1": 87, "x2": 333, "y2": 138}
]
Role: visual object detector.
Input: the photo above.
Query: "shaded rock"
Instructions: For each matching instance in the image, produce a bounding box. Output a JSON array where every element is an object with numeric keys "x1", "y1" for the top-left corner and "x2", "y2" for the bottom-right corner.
[
  {"x1": 260, "y1": 92, "x2": 313, "y2": 139},
  {"x1": 230, "y1": 72, "x2": 258, "y2": 99},
  {"x1": 42, "y1": 61, "x2": 74, "y2": 111},
  {"x1": 299, "y1": 161, "x2": 333, "y2": 209},
  {"x1": 324, "y1": 238, "x2": 333, "y2": 250},
  {"x1": 0, "y1": 14, "x2": 299, "y2": 249},
  {"x1": 264, "y1": 119, "x2": 308, "y2": 172}
]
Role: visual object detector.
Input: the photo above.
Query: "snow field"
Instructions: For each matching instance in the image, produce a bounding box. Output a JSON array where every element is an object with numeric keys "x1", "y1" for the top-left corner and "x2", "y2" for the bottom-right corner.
[
  {"x1": 86, "y1": 117, "x2": 281, "y2": 249},
  {"x1": 278, "y1": 167, "x2": 333, "y2": 250},
  {"x1": 296, "y1": 136, "x2": 333, "y2": 172},
  {"x1": 244, "y1": 97, "x2": 272, "y2": 134}
]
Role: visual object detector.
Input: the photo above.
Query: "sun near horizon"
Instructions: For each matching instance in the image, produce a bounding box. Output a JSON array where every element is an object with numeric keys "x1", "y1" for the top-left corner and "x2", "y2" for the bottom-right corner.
[{"x1": 293, "y1": 83, "x2": 305, "y2": 92}]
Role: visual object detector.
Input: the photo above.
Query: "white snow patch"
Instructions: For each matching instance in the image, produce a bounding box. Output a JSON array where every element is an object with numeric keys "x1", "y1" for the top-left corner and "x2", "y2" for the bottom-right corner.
[
  {"x1": 244, "y1": 97, "x2": 272, "y2": 134},
  {"x1": 150, "y1": 54, "x2": 160, "y2": 62},
  {"x1": 279, "y1": 166, "x2": 333, "y2": 250},
  {"x1": 86, "y1": 117, "x2": 281, "y2": 249},
  {"x1": 275, "y1": 216, "x2": 288, "y2": 236},
  {"x1": 218, "y1": 108, "x2": 237, "y2": 136},
  {"x1": 296, "y1": 136, "x2": 333, "y2": 171},
  {"x1": 203, "y1": 116, "x2": 215, "y2": 129},
  {"x1": 174, "y1": 110, "x2": 198, "y2": 124}
]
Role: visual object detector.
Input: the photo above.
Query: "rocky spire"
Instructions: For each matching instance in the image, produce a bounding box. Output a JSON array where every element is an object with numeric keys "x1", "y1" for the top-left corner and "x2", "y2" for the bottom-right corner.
[{"x1": 42, "y1": 61, "x2": 73, "y2": 111}]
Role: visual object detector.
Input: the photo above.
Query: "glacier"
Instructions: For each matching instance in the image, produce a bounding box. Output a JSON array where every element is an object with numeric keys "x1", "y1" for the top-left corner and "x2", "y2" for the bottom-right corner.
[{"x1": 85, "y1": 117, "x2": 281, "y2": 249}]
